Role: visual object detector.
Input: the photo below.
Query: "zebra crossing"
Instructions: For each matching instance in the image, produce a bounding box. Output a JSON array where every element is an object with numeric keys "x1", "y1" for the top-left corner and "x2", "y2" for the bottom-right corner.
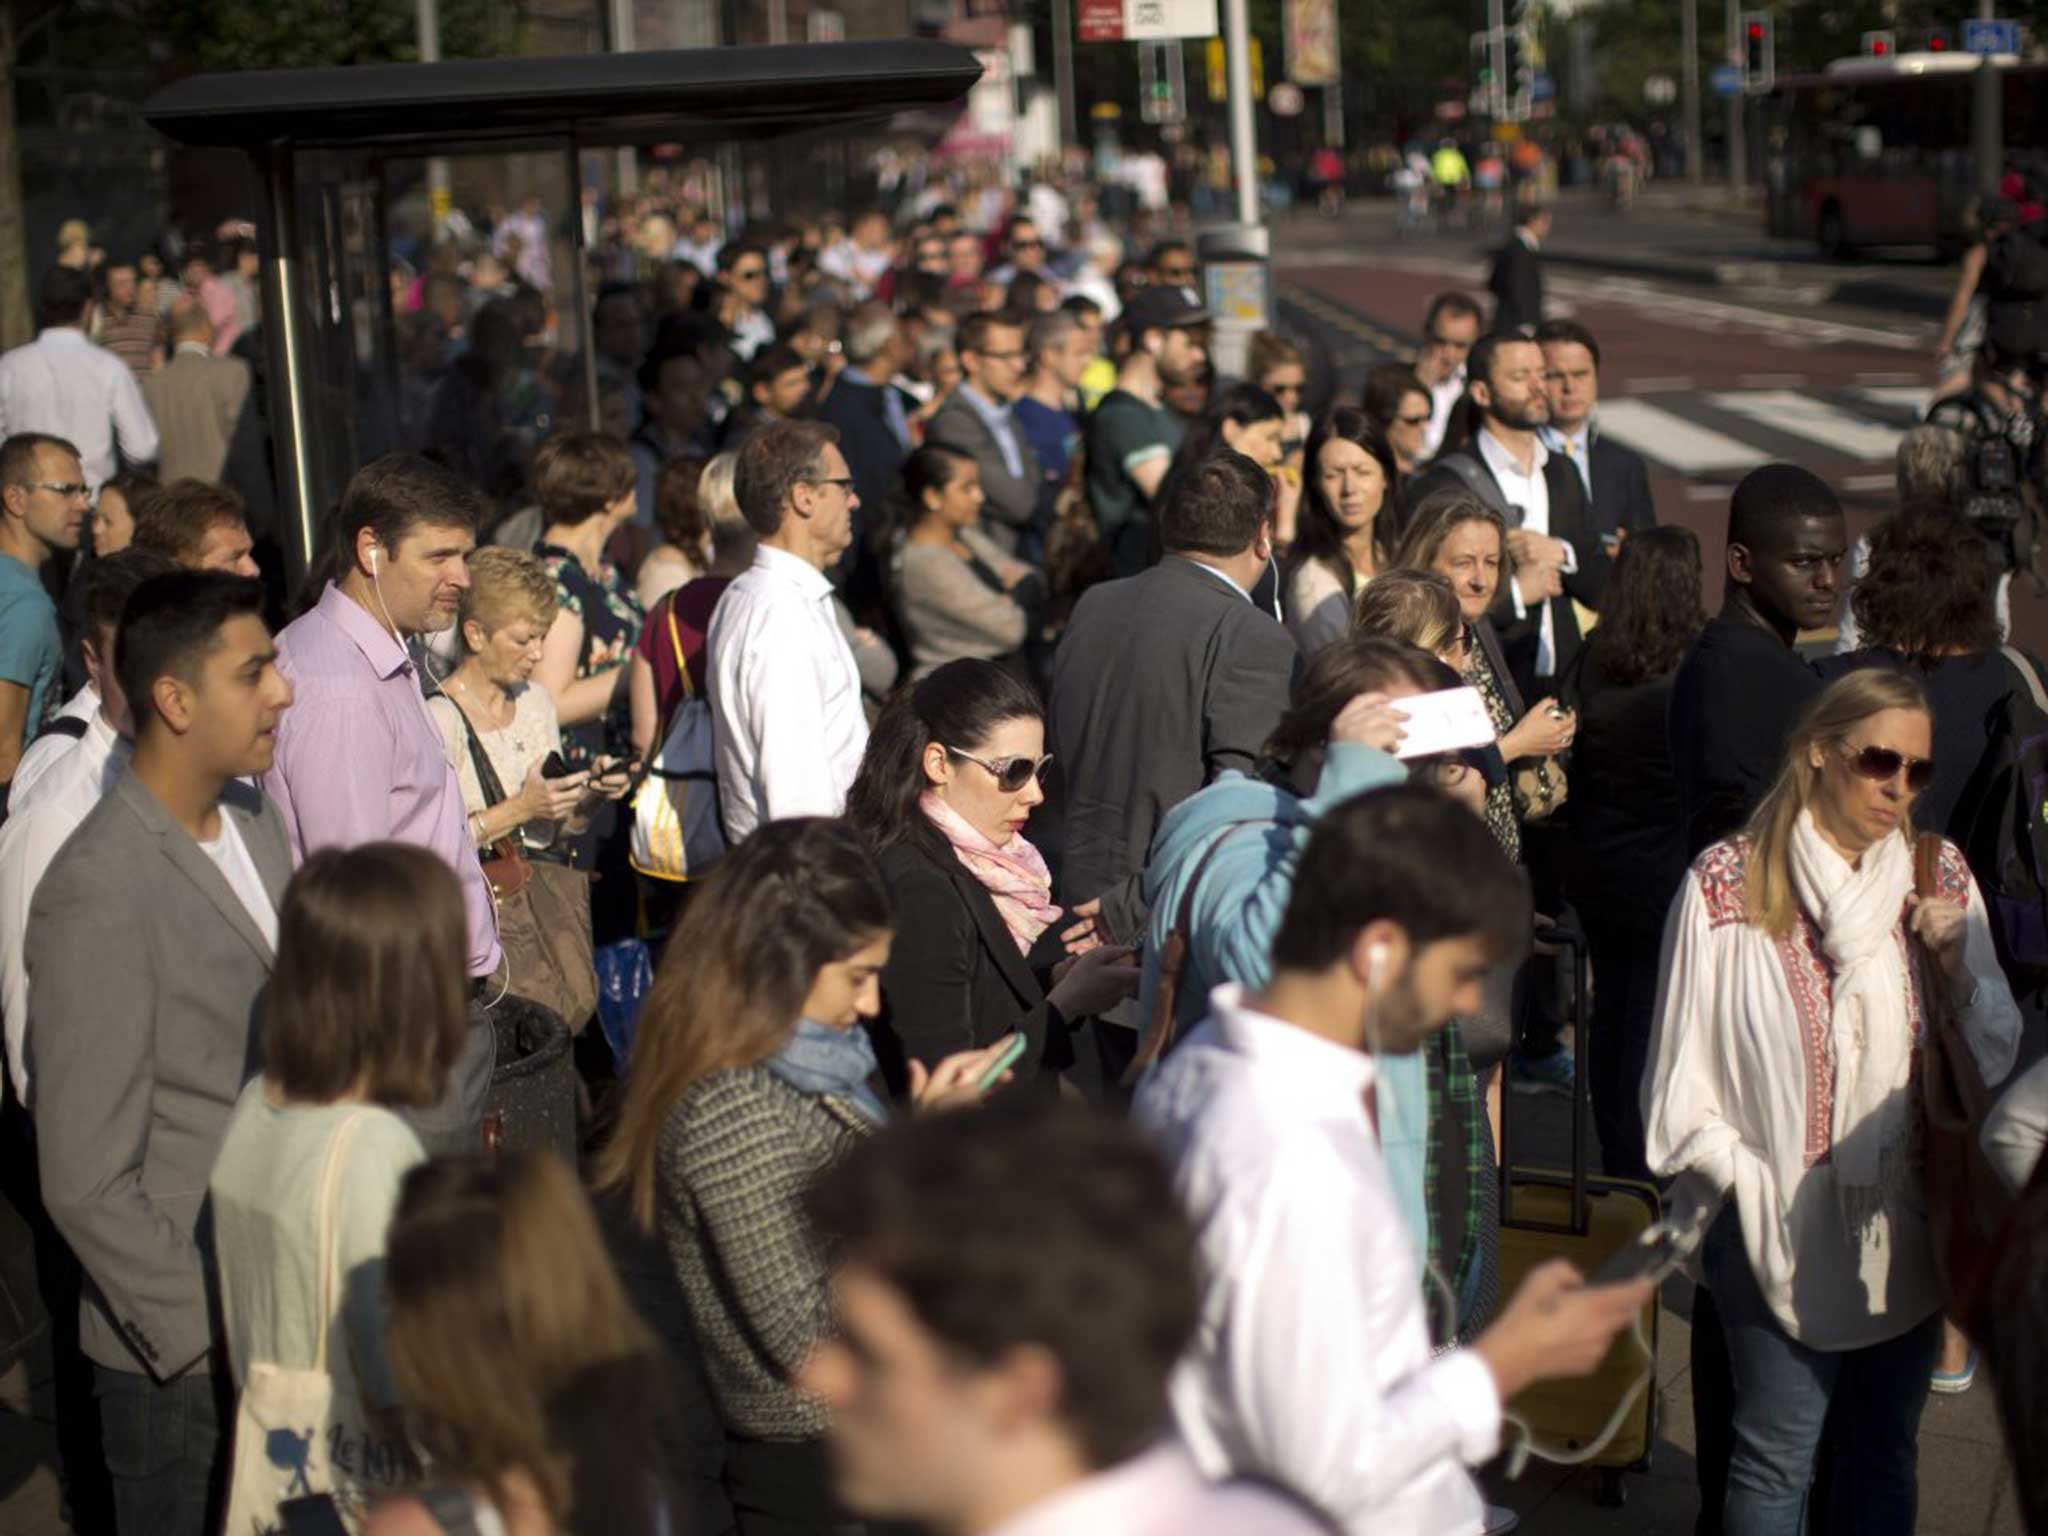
[{"x1": 1593, "y1": 383, "x2": 1930, "y2": 482}]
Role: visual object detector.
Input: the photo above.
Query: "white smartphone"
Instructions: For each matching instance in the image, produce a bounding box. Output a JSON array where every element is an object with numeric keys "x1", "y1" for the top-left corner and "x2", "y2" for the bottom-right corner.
[{"x1": 1390, "y1": 687, "x2": 1497, "y2": 760}]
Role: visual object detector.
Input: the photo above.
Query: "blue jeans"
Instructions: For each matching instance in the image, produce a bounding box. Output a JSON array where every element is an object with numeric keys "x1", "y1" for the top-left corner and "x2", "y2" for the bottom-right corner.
[
  {"x1": 1702, "y1": 1210, "x2": 1937, "y2": 1536},
  {"x1": 93, "y1": 1361, "x2": 225, "y2": 1536}
]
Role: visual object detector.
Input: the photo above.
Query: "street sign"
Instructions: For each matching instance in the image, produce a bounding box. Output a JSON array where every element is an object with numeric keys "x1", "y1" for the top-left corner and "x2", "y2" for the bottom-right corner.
[
  {"x1": 1283, "y1": 0, "x2": 1340, "y2": 86},
  {"x1": 1710, "y1": 63, "x2": 1742, "y2": 98},
  {"x1": 1078, "y1": 0, "x2": 1217, "y2": 42},
  {"x1": 1268, "y1": 81, "x2": 1305, "y2": 116},
  {"x1": 1963, "y1": 17, "x2": 2020, "y2": 55},
  {"x1": 1531, "y1": 71, "x2": 1555, "y2": 103}
]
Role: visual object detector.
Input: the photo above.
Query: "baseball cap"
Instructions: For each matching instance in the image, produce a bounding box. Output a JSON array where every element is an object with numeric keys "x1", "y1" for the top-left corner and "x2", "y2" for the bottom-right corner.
[{"x1": 1119, "y1": 284, "x2": 1210, "y2": 340}]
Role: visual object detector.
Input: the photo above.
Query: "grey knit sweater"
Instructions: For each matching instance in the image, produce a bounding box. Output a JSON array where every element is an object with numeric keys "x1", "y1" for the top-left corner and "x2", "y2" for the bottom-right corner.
[{"x1": 656, "y1": 1066, "x2": 873, "y2": 1440}]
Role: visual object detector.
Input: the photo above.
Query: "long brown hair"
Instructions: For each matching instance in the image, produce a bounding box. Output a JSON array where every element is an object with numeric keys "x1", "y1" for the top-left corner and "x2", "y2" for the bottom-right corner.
[
  {"x1": 1260, "y1": 637, "x2": 1444, "y2": 774},
  {"x1": 1390, "y1": 486, "x2": 1510, "y2": 582},
  {"x1": 1744, "y1": 669, "x2": 1930, "y2": 937},
  {"x1": 384, "y1": 1153, "x2": 657, "y2": 1525},
  {"x1": 595, "y1": 819, "x2": 894, "y2": 1228},
  {"x1": 1350, "y1": 567, "x2": 1463, "y2": 655}
]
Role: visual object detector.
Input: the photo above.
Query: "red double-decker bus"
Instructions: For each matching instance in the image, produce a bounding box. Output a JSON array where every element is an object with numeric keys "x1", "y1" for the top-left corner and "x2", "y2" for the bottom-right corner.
[{"x1": 1764, "y1": 51, "x2": 2048, "y2": 256}]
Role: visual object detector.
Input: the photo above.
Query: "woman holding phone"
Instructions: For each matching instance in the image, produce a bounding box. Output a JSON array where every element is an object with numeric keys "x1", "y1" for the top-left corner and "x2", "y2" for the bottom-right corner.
[
  {"x1": 844, "y1": 659, "x2": 1139, "y2": 1090},
  {"x1": 596, "y1": 818, "x2": 1018, "y2": 1536}
]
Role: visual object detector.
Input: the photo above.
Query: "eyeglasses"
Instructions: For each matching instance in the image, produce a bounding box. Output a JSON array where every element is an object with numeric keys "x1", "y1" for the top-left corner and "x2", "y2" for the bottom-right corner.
[
  {"x1": 732, "y1": 266, "x2": 768, "y2": 281},
  {"x1": 806, "y1": 475, "x2": 856, "y2": 494},
  {"x1": 1840, "y1": 742, "x2": 1934, "y2": 794},
  {"x1": 26, "y1": 482, "x2": 91, "y2": 501},
  {"x1": 1012, "y1": 238, "x2": 1045, "y2": 251},
  {"x1": 977, "y1": 349, "x2": 1027, "y2": 362},
  {"x1": 946, "y1": 747, "x2": 1054, "y2": 793},
  {"x1": 1158, "y1": 267, "x2": 1195, "y2": 282},
  {"x1": 1271, "y1": 382, "x2": 1304, "y2": 397}
]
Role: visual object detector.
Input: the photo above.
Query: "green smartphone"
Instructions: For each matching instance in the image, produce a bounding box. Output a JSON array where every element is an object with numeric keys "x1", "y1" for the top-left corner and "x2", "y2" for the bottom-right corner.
[{"x1": 975, "y1": 1032, "x2": 1029, "y2": 1093}]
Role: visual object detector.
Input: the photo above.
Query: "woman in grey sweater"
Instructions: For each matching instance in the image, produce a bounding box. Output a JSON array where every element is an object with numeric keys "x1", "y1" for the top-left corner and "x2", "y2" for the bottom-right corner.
[
  {"x1": 890, "y1": 444, "x2": 1040, "y2": 680},
  {"x1": 598, "y1": 818, "x2": 1014, "y2": 1536}
]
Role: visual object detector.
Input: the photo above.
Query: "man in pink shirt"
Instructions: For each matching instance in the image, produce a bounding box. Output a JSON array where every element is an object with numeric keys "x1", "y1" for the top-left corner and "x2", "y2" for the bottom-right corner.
[
  {"x1": 262, "y1": 453, "x2": 500, "y2": 1152},
  {"x1": 178, "y1": 240, "x2": 240, "y2": 357}
]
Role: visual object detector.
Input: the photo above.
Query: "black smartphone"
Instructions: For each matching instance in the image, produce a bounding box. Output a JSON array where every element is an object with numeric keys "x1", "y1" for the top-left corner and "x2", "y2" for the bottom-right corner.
[
  {"x1": 540, "y1": 750, "x2": 573, "y2": 780},
  {"x1": 279, "y1": 1494, "x2": 350, "y2": 1536}
]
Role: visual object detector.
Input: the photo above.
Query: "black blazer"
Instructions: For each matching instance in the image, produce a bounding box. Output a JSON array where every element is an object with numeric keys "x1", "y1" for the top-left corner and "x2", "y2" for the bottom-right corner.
[
  {"x1": 1586, "y1": 436, "x2": 1658, "y2": 546},
  {"x1": 1410, "y1": 445, "x2": 1606, "y2": 703},
  {"x1": 871, "y1": 834, "x2": 1073, "y2": 1094},
  {"x1": 1488, "y1": 236, "x2": 1544, "y2": 332},
  {"x1": 1050, "y1": 555, "x2": 1301, "y2": 937},
  {"x1": 818, "y1": 374, "x2": 908, "y2": 518}
]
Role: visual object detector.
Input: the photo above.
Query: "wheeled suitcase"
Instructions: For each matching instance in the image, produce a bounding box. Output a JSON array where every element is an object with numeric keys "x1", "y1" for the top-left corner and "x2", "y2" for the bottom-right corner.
[{"x1": 1495, "y1": 924, "x2": 1663, "y2": 1506}]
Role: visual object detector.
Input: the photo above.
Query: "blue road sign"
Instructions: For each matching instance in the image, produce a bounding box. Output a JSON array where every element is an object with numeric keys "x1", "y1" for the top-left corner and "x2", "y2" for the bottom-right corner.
[
  {"x1": 1963, "y1": 18, "x2": 2019, "y2": 55},
  {"x1": 1532, "y1": 72, "x2": 1556, "y2": 103},
  {"x1": 1711, "y1": 63, "x2": 1742, "y2": 98}
]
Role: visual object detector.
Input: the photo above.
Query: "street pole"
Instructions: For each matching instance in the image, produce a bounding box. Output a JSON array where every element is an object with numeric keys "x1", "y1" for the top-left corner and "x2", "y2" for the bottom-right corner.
[
  {"x1": 1225, "y1": 0, "x2": 1257, "y2": 225},
  {"x1": 1053, "y1": 0, "x2": 1078, "y2": 157},
  {"x1": 609, "y1": 0, "x2": 639, "y2": 198},
  {"x1": 1681, "y1": 0, "x2": 1702, "y2": 183},
  {"x1": 1487, "y1": 0, "x2": 1507, "y2": 122},
  {"x1": 1972, "y1": 0, "x2": 2001, "y2": 200},
  {"x1": 416, "y1": 0, "x2": 451, "y2": 241},
  {"x1": 1724, "y1": 0, "x2": 1743, "y2": 194}
]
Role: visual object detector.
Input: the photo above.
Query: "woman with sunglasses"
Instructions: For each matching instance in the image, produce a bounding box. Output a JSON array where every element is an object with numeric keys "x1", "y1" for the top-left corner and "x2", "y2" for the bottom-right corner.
[
  {"x1": 1360, "y1": 362, "x2": 1436, "y2": 481},
  {"x1": 1644, "y1": 668, "x2": 2020, "y2": 1536},
  {"x1": 1286, "y1": 408, "x2": 1404, "y2": 657},
  {"x1": 1248, "y1": 331, "x2": 1312, "y2": 455},
  {"x1": 845, "y1": 659, "x2": 1139, "y2": 1087}
]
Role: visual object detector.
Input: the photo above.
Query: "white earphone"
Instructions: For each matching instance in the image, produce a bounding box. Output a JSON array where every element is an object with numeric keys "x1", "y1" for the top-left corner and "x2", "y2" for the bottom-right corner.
[
  {"x1": 368, "y1": 543, "x2": 380, "y2": 574},
  {"x1": 1366, "y1": 941, "x2": 1389, "y2": 991}
]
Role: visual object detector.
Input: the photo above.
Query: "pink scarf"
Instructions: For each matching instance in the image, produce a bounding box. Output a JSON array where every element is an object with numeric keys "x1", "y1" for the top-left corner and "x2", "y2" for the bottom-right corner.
[{"x1": 919, "y1": 792, "x2": 1061, "y2": 955}]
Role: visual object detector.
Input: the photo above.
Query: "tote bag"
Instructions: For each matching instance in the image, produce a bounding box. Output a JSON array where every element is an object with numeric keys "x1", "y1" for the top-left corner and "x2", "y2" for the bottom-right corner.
[
  {"x1": 223, "y1": 1112, "x2": 409, "y2": 1534},
  {"x1": 630, "y1": 601, "x2": 727, "y2": 883}
]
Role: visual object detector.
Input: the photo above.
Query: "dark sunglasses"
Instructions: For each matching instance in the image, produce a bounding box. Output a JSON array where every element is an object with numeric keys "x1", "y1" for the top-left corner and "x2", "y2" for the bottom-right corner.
[
  {"x1": 1841, "y1": 742, "x2": 1934, "y2": 794},
  {"x1": 1012, "y1": 237, "x2": 1045, "y2": 250},
  {"x1": 1158, "y1": 267, "x2": 1195, "y2": 281},
  {"x1": 733, "y1": 267, "x2": 768, "y2": 281},
  {"x1": 1396, "y1": 412, "x2": 1433, "y2": 427},
  {"x1": 947, "y1": 747, "x2": 1054, "y2": 793},
  {"x1": 1271, "y1": 382, "x2": 1304, "y2": 396}
]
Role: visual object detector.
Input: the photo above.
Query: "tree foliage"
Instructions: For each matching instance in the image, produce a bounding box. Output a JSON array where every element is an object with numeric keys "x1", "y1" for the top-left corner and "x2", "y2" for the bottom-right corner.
[{"x1": 137, "y1": 0, "x2": 519, "y2": 73}]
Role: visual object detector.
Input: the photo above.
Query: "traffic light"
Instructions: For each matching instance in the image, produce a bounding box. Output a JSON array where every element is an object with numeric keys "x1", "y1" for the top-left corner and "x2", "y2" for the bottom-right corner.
[
  {"x1": 1139, "y1": 40, "x2": 1185, "y2": 125},
  {"x1": 1925, "y1": 27, "x2": 1949, "y2": 51},
  {"x1": 1863, "y1": 29, "x2": 1894, "y2": 56},
  {"x1": 1504, "y1": 0, "x2": 1534, "y2": 116},
  {"x1": 1742, "y1": 11, "x2": 1773, "y2": 91}
]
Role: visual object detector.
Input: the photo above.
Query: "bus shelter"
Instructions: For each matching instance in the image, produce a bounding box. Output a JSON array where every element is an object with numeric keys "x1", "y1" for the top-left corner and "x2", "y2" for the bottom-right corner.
[{"x1": 142, "y1": 41, "x2": 981, "y2": 576}]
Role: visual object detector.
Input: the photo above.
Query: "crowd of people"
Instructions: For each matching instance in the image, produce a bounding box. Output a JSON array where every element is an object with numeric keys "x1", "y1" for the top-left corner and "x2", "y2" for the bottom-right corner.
[{"x1": 0, "y1": 153, "x2": 2044, "y2": 1536}]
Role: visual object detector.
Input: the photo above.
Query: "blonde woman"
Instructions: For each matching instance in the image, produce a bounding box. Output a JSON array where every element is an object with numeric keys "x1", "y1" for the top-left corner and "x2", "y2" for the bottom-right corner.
[
  {"x1": 366, "y1": 1153, "x2": 681, "y2": 1536},
  {"x1": 1644, "y1": 669, "x2": 2021, "y2": 1536}
]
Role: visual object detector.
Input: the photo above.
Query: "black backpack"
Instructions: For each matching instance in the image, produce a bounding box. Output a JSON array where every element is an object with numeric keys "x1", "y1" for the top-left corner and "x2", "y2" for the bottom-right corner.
[
  {"x1": 1984, "y1": 227, "x2": 2048, "y2": 363},
  {"x1": 1956, "y1": 647, "x2": 2048, "y2": 987}
]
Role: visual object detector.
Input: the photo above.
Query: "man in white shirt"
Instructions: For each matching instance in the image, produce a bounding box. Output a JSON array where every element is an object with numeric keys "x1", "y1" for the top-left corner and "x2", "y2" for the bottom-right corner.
[
  {"x1": 0, "y1": 265, "x2": 159, "y2": 490},
  {"x1": 1136, "y1": 785, "x2": 1653, "y2": 1536},
  {"x1": 708, "y1": 420, "x2": 867, "y2": 843},
  {"x1": 800, "y1": 1097, "x2": 1331, "y2": 1536},
  {"x1": 0, "y1": 547, "x2": 176, "y2": 1102},
  {"x1": 1414, "y1": 292, "x2": 1483, "y2": 459}
]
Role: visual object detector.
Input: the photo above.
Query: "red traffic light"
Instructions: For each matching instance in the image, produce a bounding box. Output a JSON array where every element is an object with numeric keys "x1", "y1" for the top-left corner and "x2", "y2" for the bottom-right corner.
[
  {"x1": 1747, "y1": 21, "x2": 1763, "y2": 39},
  {"x1": 1929, "y1": 32, "x2": 1947, "y2": 49},
  {"x1": 1872, "y1": 36, "x2": 1890, "y2": 53}
]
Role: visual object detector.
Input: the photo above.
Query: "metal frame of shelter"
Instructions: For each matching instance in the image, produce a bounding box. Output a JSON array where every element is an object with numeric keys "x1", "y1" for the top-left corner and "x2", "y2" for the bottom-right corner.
[{"x1": 142, "y1": 40, "x2": 982, "y2": 577}]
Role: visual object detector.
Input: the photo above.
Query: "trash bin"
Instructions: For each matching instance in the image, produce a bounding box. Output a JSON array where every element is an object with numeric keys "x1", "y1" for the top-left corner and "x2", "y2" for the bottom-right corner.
[
  {"x1": 479, "y1": 996, "x2": 577, "y2": 1162},
  {"x1": 1197, "y1": 222, "x2": 1272, "y2": 381}
]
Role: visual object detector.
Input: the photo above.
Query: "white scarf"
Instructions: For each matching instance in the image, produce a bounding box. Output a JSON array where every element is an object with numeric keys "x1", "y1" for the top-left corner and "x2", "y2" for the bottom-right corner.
[{"x1": 1786, "y1": 811, "x2": 1916, "y2": 1209}]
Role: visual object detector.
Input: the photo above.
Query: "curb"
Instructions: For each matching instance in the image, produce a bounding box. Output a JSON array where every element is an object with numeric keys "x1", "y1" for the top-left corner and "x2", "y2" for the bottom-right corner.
[{"x1": 1541, "y1": 246, "x2": 1950, "y2": 319}]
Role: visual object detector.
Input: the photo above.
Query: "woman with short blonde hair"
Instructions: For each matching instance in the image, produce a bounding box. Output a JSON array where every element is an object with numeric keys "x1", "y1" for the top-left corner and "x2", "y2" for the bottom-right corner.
[{"x1": 1645, "y1": 668, "x2": 2021, "y2": 1535}]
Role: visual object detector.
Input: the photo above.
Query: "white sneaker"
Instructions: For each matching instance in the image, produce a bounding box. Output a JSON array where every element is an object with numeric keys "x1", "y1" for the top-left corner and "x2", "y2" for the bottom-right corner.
[{"x1": 1482, "y1": 1506, "x2": 1521, "y2": 1534}]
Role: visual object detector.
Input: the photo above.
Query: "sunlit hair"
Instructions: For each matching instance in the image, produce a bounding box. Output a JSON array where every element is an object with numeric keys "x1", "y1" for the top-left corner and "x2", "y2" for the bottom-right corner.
[
  {"x1": 1390, "y1": 486, "x2": 1509, "y2": 580},
  {"x1": 1350, "y1": 567, "x2": 1463, "y2": 656},
  {"x1": 1743, "y1": 669, "x2": 1930, "y2": 938},
  {"x1": 459, "y1": 546, "x2": 558, "y2": 649},
  {"x1": 595, "y1": 818, "x2": 893, "y2": 1228},
  {"x1": 384, "y1": 1153, "x2": 656, "y2": 1525},
  {"x1": 1261, "y1": 637, "x2": 1444, "y2": 774}
]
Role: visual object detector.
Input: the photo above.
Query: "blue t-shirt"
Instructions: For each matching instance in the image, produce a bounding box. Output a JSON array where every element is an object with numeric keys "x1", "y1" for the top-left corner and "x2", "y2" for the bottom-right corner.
[
  {"x1": 1014, "y1": 395, "x2": 1080, "y2": 491},
  {"x1": 0, "y1": 555, "x2": 59, "y2": 754}
]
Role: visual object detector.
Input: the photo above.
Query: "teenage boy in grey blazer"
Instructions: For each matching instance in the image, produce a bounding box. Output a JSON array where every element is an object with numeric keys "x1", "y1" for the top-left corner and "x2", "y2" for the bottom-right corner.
[{"x1": 28, "y1": 570, "x2": 293, "y2": 1536}]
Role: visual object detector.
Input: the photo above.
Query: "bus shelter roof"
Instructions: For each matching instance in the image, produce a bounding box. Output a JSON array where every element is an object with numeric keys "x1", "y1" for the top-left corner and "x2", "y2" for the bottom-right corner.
[{"x1": 142, "y1": 38, "x2": 982, "y2": 150}]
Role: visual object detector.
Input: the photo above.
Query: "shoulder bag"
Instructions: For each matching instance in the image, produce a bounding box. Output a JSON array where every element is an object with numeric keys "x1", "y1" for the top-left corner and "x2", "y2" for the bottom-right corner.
[
  {"x1": 629, "y1": 601, "x2": 728, "y2": 885},
  {"x1": 1915, "y1": 830, "x2": 2009, "y2": 1334},
  {"x1": 222, "y1": 1113, "x2": 410, "y2": 1534},
  {"x1": 452, "y1": 698, "x2": 598, "y2": 1033},
  {"x1": 1124, "y1": 822, "x2": 1264, "y2": 1087}
]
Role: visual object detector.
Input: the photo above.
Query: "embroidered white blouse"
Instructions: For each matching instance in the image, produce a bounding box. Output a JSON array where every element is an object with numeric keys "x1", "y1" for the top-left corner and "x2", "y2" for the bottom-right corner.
[{"x1": 1643, "y1": 834, "x2": 2020, "y2": 1351}]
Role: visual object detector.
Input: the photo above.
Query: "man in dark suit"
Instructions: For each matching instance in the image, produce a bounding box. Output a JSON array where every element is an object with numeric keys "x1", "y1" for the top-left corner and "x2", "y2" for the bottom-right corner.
[
  {"x1": 1486, "y1": 204, "x2": 1551, "y2": 333},
  {"x1": 819, "y1": 302, "x2": 912, "y2": 603},
  {"x1": 1535, "y1": 319, "x2": 1658, "y2": 552},
  {"x1": 1410, "y1": 330, "x2": 1607, "y2": 705},
  {"x1": 28, "y1": 570, "x2": 293, "y2": 1536},
  {"x1": 1051, "y1": 449, "x2": 1300, "y2": 1087}
]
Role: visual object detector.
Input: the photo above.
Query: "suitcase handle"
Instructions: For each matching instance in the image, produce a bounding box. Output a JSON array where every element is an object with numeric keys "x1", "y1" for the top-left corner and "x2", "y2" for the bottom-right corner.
[{"x1": 1497, "y1": 919, "x2": 1592, "y2": 1237}]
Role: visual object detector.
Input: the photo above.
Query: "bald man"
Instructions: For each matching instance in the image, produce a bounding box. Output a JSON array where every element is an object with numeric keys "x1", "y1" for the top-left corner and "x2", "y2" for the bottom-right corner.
[{"x1": 140, "y1": 298, "x2": 250, "y2": 486}]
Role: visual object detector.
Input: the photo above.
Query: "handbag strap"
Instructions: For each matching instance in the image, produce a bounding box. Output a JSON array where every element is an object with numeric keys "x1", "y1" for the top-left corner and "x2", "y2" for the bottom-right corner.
[
  {"x1": 448, "y1": 693, "x2": 513, "y2": 811},
  {"x1": 310, "y1": 1110, "x2": 369, "y2": 1376},
  {"x1": 2001, "y1": 645, "x2": 2048, "y2": 716},
  {"x1": 666, "y1": 599, "x2": 695, "y2": 700}
]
